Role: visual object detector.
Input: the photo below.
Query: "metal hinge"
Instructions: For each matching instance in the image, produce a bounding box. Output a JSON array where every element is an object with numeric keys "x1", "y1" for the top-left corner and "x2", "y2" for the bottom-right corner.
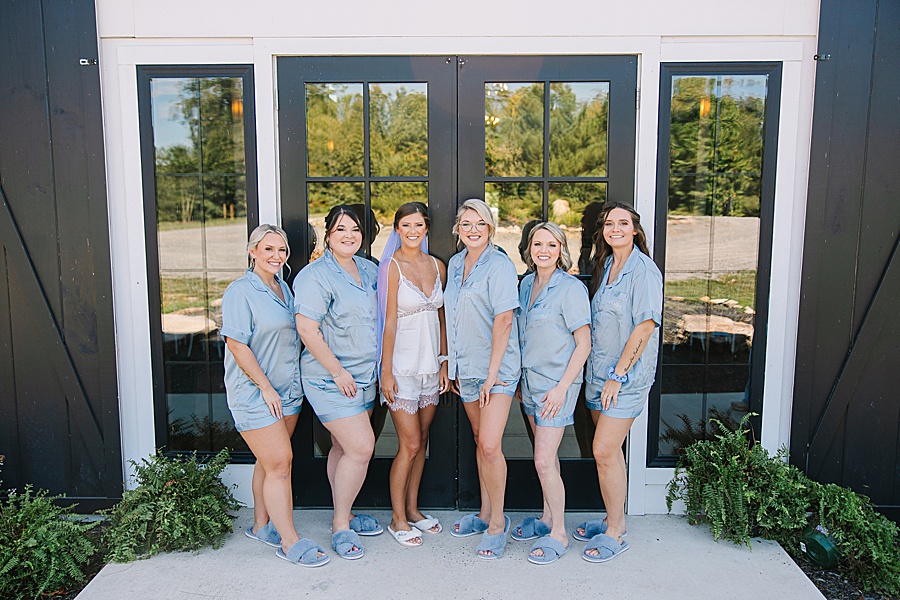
[
  {"x1": 78, "y1": 58, "x2": 98, "y2": 66},
  {"x1": 814, "y1": 53, "x2": 832, "y2": 61},
  {"x1": 636, "y1": 88, "x2": 641, "y2": 110}
]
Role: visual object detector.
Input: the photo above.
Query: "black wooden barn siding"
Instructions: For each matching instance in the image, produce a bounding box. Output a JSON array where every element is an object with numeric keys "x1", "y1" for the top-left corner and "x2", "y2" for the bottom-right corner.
[
  {"x1": 0, "y1": 0, "x2": 121, "y2": 508},
  {"x1": 792, "y1": 0, "x2": 900, "y2": 519}
]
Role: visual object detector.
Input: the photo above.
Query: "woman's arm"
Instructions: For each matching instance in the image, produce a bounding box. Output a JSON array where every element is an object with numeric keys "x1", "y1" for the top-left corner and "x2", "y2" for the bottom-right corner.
[
  {"x1": 540, "y1": 324, "x2": 591, "y2": 420},
  {"x1": 436, "y1": 260, "x2": 450, "y2": 393},
  {"x1": 225, "y1": 337, "x2": 283, "y2": 419},
  {"x1": 479, "y1": 308, "x2": 514, "y2": 407},
  {"x1": 295, "y1": 314, "x2": 357, "y2": 398},
  {"x1": 600, "y1": 319, "x2": 656, "y2": 410},
  {"x1": 380, "y1": 261, "x2": 401, "y2": 404}
]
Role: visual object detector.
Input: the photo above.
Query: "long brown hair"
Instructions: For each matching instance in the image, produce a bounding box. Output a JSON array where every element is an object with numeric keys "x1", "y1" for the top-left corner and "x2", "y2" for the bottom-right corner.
[{"x1": 589, "y1": 202, "x2": 650, "y2": 297}]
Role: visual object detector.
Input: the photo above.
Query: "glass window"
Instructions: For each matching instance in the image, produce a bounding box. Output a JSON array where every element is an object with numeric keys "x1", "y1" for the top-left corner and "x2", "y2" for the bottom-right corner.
[
  {"x1": 654, "y1": 68, "x2": 778, "y2": 462},
  {"x1": 144, "y1": 68, "x2": 257, "y2": 456}
]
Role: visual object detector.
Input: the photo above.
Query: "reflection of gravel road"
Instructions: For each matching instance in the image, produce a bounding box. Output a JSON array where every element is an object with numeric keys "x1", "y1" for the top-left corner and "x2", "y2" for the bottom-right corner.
[{"x1": 158, "y1": 215, "x2": 759, "y2": 279}]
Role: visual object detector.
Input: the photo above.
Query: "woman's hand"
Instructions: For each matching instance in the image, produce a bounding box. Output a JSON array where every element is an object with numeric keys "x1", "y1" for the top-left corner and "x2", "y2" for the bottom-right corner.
[
  {"x1": 479, "y1": 373, "x2": 510, "y2": 408},
  {"x1": 540, "y1": 384, "x2": 567, "y2": 421},
  {"x1": 381, "y1": 369, "x2": 397, "y2": 404},
  {"x1": 439, "y1": 362, "x2": 450, "y2": 394},
  {"x1": 334, "y1": 367, "x2": 357, "y2": 399},
  {"x1": 600, "y1": 379, "x2": 623, "y2": 411},
  {"x1": 514, "y1": 383, "x2": 523, "y2": 404},
  {"x1": 261, "y1": 385, "x2": 283, "y2": 420}
]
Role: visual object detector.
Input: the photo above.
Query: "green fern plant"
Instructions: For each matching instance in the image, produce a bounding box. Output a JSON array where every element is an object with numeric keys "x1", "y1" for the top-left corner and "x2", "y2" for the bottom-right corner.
[
  {"x1": 103, "y1": 448, "x2": 240, "y2": 562},
  {"x1": 666, "y1": 414, "x2": 809, "y2": 547},
  {"x1": 666, "y1": 414, "x2": 900, "y2": 596},
  {"x1": 0, "y1": 485, "x2": 99, "y2": 599}
]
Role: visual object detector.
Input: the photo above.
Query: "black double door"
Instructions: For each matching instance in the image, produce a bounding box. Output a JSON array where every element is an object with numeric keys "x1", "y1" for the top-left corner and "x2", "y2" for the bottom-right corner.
[{"x1": 277, "y1": 55, "x2": 636, "y2": 509}]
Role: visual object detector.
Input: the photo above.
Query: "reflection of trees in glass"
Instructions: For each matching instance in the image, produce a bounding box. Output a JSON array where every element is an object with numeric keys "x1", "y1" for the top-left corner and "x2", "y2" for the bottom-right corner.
[
  {"x1": 305, "y1": 84, "x2": 429, "y2": 218},
  {"x1": 549, "y1": 83, "x2": 608, "y2": 177},
  {"x1": 485, "y1": 83, "x2": 610, "y2": 225},
  {"x1": 668, "y1": 76, "x2": 765, "y2": 217},
  {"x1": 155, "y1": 77, "x2": 246, "y2": 223},
  {"x1": 485, "y1": 83, "x2": 544, "y2": 178},
  {"x1": 369, "y1": 84, "x2": 428, "y2": 177},
  {"x1": 306, "y1": 84, "x2": 364, "y2": 181}
]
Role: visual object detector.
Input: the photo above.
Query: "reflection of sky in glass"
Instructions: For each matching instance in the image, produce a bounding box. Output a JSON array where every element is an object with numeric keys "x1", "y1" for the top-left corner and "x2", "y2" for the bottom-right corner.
[
  {"x1": 151, "y1": 78, "x2": 195, "y2": 149},
  {"x1": 553, "y1": 82, "x2": 609, "y2": 108},
  {"x1": 672, "y1": 75, "x2": 768, "y2": 101}
]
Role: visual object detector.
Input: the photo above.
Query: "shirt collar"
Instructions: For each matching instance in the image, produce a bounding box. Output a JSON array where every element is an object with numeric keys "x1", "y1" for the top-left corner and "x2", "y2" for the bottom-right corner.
[
  {"x1": 525, "y1": 268, "x2": 564, "y2": 308},
  {"x1": 604, "y1": 244, "x2": 642, "y2": 285},
  {"x1": 323, "y1": 249, "x2": 369, "y2": 290},
  {"x1": 456, "y1": 244, "x2": 495, "y2": 280},
  {"x1": 245, "y1": 269, "x2": 289, "y2": 308}
]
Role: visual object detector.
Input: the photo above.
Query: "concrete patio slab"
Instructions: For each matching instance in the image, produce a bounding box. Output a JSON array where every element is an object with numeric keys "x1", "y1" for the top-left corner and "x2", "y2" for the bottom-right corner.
[{"x1": 77, "y1": 509, "x2": 823, "y2": 600}]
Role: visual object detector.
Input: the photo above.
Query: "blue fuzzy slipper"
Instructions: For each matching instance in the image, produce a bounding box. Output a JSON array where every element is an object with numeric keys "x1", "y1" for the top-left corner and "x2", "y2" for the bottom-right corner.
[
  {"x1": 582, "y1": 533, "x2": 629, "y2": 563},
  {"x1": 475, "y1": 515, "x2": 510, "y2": 560},
  {"x1": 332, "y1": 529, "x2": 364, "y2": 560},
  {"x1": 573, "y1": 518, "x2": 627, "y2": 542},
  {"x1": 245, "y1": 521, "x2": 281, "y2": 548},
  {"x1": 450, "y1": 513, "x2": 488, "y2": 538},
  {"x1": 275, "y1": 538, "x2": 330, "y2": 568},
  {"x1": 528, "y1": 535, "x2": 570, "y2": 565},
  {"x1": 349, "y1": 514, "x2": 384, "y2": 536},
  {"x1": 511, "y1": 517, "x2": 551, "y2": 541}
]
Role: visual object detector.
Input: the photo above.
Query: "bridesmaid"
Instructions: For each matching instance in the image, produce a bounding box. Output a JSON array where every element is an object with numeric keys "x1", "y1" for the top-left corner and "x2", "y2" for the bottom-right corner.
[
  {"x1": 221, "y1": 224, "x2": 329, "y2": 567},
  {"x1": 576, "y1": 202, "x2": 663, "y2": 563},
  {"x1": 445, "y1": 198, "x2": 521, "y2": 559},
  {"x1": 293, "y1": 205, "x2": 384, "y2": 560},
  {"x1": 512, "y1": 222, "x2": 591, "y2": 565}
]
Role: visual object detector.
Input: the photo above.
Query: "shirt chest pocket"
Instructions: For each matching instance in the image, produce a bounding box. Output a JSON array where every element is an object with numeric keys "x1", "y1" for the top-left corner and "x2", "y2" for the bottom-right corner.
[
  {"x1": 464, "y1": 278, "x2": 488, "y2": 298},
  {"x1": 599, "y1": 290, "x2": 629, "y2": 317},
  {"x1": 529, "y1": 307, "x2": 552, "y2": 323}
]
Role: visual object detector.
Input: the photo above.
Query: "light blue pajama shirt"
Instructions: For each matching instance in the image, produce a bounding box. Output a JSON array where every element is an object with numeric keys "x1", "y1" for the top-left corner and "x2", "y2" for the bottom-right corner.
[
  {"x1": 221, "y1": 270, "x2": 302, "y2": 432},
  {"x1": 585, "y1": 247, "x2": 663, "y2": 418},
  {"x1": 444, "y1": 244, "x2": 521, "y2": 401}
]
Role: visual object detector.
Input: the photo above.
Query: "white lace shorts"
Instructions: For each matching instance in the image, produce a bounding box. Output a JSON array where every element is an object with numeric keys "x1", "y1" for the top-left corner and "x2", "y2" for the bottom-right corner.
[{"x1": 381, "y1": 372, "x2": 440, "y2": 414}]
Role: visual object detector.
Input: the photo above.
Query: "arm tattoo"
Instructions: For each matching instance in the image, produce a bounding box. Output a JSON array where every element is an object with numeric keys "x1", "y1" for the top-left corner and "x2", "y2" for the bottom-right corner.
[{"x1": 624, "y1": 337, "x2": 643, "y2": 371}]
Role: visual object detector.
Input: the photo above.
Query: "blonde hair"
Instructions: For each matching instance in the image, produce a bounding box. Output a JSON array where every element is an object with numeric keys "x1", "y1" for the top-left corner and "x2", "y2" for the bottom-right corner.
[
  {"x1": 524, "y1": 222, "x2": 573, "y2": 272},
  {"x1": 247, "y1": 223, "x2": 291, "y2": 270},
  {"x1": 452, "y1": 198, "x2": 496, "y2": 243}
]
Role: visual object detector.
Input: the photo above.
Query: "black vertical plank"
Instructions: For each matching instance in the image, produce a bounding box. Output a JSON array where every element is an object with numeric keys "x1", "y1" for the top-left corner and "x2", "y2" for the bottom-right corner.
[
  {"x1": 42, "y1": 0, "x2": 121, "y2": 497},
  {"x1": 0, "y1": 247, "x2": 19, "y2": 486},
  {"x1": 791, "y1": 0, "x2": 878, "y2": 468},
  {"x1": 0, "y1": 0, "x2": 70, "y2": 494},
  {"x1": 0, "y1": 0, "x2": 63, "y2": 318},
  {"x1": 855, "y1": 0, "x2": 900, "y2": 330},
  {"x1": 7, "y1": 265, "x2": 70, "y2": 493}
]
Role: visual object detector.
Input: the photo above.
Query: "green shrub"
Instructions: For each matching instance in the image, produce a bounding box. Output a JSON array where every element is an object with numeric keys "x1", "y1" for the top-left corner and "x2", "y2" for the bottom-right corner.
[
  {"x1": 666, "y1": 414, "x2": 900, "y2": 595},
  {"x1": 0, "y1": 486, "x2": 98, "y2": 599},
  {"x1": 811, "y1": 483, "x2": 900, "y2": 594},
  {"x1": 103, "y1": 448, "x2": 240, "y2": 562}
]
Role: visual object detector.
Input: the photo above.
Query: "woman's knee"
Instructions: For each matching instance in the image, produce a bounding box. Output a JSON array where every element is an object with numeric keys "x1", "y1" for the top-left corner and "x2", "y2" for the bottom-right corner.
[
  {"x1": 346, "y1": 431, "x2": 375, "y2": 462},
  {"x1": 478, "y1": 435, "x2": 503, "y2": 460},
  {"x1": 261, "y1": 451, "x2": 293, "y2": 479},
  {"x1": 398, "y1": 434, "x2": 422, "y2": 459},
  {"x1": 533, "y1": 451, "x2": 558, "y2": 477},
  {"x1": 592, "y1": 439, "x2": 619, "y2": 466}
]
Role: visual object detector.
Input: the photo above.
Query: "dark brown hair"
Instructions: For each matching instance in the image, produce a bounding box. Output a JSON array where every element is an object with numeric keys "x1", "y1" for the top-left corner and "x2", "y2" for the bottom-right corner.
[
  {"x1": 589, "y1": 202, "x2": 651, "y2": 297},
  {"x1": 393, "y1": 202, "x2": 430, "y2": 231},
  {"x1": 324, "y1": 204, "x2": 363, "y2": 248}
]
